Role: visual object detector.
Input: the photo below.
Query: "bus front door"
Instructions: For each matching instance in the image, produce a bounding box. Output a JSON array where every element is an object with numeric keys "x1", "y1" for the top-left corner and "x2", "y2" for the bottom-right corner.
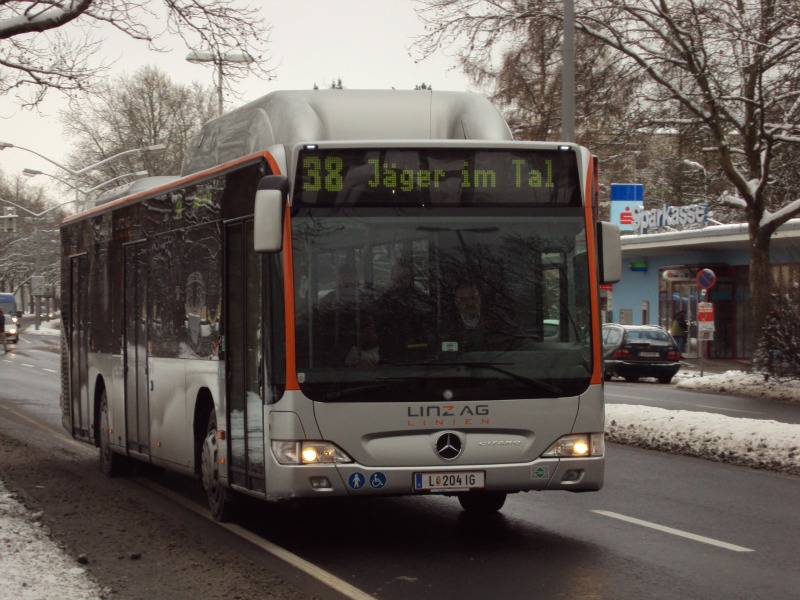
[
  {"x1": 124, "y1": 242, "x2": 150, "y2": 455},
  {"x1": 69, "y1": 254, "x2": 91, "y2": 441},
  {"x1": 224, "y1": 219, "x2": 266, "y2": 494}
]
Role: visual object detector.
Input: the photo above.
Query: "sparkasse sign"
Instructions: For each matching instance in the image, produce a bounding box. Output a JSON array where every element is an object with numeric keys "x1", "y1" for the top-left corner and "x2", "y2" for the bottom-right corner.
[{"x1": 632, "y1": 203, "x2": 708, "y2": 234}]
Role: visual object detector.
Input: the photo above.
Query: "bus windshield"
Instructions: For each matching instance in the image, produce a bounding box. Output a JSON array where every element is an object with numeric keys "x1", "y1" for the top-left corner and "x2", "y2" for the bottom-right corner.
[{"x1": 292, "y1": 147, "x2": 593, "y2": 402}]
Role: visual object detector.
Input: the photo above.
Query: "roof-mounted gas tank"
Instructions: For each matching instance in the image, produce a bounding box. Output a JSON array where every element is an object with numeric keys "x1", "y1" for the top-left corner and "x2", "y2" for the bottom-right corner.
[{"x1": 180, "y1": 89, "x2": 513, "y2": 176}]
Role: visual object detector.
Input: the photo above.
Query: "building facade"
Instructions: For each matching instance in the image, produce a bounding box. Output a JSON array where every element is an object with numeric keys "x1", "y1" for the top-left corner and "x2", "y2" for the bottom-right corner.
[{"x1": 606, "y1": 219, "x2": 800, "y2": 359}]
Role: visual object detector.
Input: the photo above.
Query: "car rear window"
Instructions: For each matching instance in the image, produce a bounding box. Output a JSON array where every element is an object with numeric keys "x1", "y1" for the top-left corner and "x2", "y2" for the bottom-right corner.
[{"x1": 625, "y1": 330, "x2": 671, "y2": 342}]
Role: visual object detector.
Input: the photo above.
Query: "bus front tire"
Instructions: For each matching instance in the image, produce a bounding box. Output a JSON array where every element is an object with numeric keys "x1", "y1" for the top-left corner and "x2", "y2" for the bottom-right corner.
[
  {"x1": 99, "y1": 390, "x2": 129, "y2": 477},
  {"x1": 201, "y1": 411, "x2": 235, "y2": 521},
  {"x1": 457, "y1": 491, "x2": 507, "y2": 514}
]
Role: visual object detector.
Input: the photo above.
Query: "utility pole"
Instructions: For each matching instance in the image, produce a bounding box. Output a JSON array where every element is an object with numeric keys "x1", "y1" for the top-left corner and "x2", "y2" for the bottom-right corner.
[{"x1": 562, "y1": 0, "x2": 576, "y2": 143}]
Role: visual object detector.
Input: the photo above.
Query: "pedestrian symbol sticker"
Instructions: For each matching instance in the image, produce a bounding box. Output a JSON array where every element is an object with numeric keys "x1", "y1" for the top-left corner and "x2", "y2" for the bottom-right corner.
[
  {"x1": 369, "y1": 472, "x2": 387, "y2": 489},
  {"x1": 348, "y1": 473, "x2": 366, "y2": 489}
]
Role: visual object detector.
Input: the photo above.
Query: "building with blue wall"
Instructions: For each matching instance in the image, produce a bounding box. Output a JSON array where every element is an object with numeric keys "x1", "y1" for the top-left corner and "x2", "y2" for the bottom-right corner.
[{"x1": 608, "y1": 219, "x2": 800, "y2": 359}]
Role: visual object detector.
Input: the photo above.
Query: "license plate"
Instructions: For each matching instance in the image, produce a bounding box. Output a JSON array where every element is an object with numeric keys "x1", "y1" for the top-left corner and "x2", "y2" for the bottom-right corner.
[
  {"x1": 414, "y1": 471, "x2": 485, "y2": 491},
  {"x1": 639, "y1": 351, "x2": 659, "y2": 357}
]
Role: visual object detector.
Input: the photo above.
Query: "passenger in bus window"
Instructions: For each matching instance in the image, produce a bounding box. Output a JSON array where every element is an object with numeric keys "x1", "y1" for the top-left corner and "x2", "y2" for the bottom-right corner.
[
  {"x1": 446, "y1": 281, "x2": 516, "y2": 352},
  {"x1": 345, "y1": 316, "x2": 380, "y2": 367}
]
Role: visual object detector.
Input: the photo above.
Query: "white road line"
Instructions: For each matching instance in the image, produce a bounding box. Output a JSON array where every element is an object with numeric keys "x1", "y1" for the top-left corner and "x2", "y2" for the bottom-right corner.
[
  {"x1": 42, "y1": 368, "x2": 58, "y2": 373},
  {"x1": 142, "y1": 481, "x2": 375, "y2": 600},
  {"x1": 593, "y1": 510, "x2": 754, "y2": 553},
  {"x1": 21, "y1": 363, "x2": 36, "y2": 368},
  {"x1": 696, "y1": 404, "x2": 766, "y2": 416}
]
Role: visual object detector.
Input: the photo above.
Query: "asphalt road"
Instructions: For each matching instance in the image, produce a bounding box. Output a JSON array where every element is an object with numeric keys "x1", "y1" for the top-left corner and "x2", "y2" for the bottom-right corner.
[
  {"x1": 605, "y1": 380, "x2": 800, "y2": 424},
  {"x1": 2, "y1": 335, "x2": 799, "y2": 600}
]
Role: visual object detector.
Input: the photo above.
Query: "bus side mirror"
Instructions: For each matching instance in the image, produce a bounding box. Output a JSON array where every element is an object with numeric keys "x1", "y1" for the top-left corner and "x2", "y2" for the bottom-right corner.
[
  {"x1": 254, "y1": 175, "x2": 289, "y2": 253},
  {"x1": 597, "y1": 221, "x2": 621, "y2": 284}
]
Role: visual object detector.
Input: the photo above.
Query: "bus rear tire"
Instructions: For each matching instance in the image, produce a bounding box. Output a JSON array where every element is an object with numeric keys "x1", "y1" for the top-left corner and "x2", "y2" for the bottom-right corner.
[
  {"x1": 99, "y1": 390, "x2": 129, "y2": 477},
  {"x1": 201, "y1": 411, "x2": 235, "y2": 521},
  {"x1": 457, "y1": 491, "x2": 507, "y2": 514}
]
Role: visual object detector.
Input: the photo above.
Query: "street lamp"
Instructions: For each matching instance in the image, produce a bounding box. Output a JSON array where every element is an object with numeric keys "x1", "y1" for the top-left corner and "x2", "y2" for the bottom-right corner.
[
  {"x1": 186, "y1": 50, "x2": 255, "y2": 116},
  {"x1": 23, "y1": 168, "x2": 149, "y2": 211},
  {"x1": 0, "y1": 196, "x2": 82, "y2": 219},
  {"x1": 562, "y1": 0, "x2": 576, "y2": 142},
  {"x1": 23, "y1": 168, "x2": 148, "y2": 194},
  {"x1": 22, "y1": 168, "x2": 84, "y2": 193},
  {"x1": 1, "y1": 141, "x2": 166, "y2": 177}
]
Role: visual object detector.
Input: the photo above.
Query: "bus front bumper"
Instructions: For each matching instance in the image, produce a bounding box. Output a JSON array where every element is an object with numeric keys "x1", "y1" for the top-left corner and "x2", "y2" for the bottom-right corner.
[{"x1": 262, "y1": 456, "x2": 604, "y2": 501}]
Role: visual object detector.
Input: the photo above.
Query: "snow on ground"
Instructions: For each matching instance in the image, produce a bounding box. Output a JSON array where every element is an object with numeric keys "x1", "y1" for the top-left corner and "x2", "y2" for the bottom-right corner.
[
  {"x1": 2, "y1": 323, "x2": 799, "y2": 595},
  {"x1": 675, "y1": 367, "x2": 800, "y2": 403},
  {"x1": 606, "y1": 368, "x2": 800, "y2": 476},
  {"x1": 0, "y1": 480, "x2": 103, "y2": 599}
]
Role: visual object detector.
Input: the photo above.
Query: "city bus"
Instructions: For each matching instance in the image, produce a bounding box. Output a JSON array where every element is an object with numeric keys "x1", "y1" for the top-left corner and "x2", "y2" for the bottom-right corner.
[{"x1": 60, "y1": 90, "x2": 621, "y2": 519}]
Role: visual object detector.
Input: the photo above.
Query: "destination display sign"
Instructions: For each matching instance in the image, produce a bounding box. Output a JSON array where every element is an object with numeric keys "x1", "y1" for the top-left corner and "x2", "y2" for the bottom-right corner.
[{"x1": 293, "y1": 147, "x2": 581, "y2": 207}]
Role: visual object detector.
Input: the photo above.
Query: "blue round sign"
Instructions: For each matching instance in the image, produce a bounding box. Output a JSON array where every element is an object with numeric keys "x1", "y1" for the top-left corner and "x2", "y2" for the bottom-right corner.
[
  {"x1": 696, "y1": 268, "x2": 716, "y2": 289},
  {"x1": 369, "y1": 472, "x2": 387, "y2": 489}
]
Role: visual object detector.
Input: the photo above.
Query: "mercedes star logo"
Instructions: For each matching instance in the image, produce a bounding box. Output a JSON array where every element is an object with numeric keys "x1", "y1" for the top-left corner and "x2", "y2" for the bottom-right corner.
[{"x1": 435, "y1": 432, "x2": 462, "y2": 461}]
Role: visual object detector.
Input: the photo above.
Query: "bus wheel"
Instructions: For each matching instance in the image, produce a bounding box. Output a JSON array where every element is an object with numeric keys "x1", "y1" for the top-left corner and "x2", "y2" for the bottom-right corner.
[
  {"x1": 99, "y1": 390, "x2": 128, "y2": 477},
  {"x1": 201, "y1": 412, "x2": 234, "y2": 521},
  {"x1": 458, "y1": 491, "x2": 507, "y2": 514}
]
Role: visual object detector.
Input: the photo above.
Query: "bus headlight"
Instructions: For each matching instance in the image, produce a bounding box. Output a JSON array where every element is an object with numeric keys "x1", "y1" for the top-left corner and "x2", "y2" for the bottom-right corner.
[
  {"x1": 542, "y1": 433, "x2": 604, "y2": 458},
  {"x1": 272, "y1": 441, "x2": 353, "y2": 465}
]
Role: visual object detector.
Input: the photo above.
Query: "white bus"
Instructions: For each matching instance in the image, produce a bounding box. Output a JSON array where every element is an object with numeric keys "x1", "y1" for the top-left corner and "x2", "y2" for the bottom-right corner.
[{"x1": 61, "y1": 90, "x2": 620, "y2": 519}]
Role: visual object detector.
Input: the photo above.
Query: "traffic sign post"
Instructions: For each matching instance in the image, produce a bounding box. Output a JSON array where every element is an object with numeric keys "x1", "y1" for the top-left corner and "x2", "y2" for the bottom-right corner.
[
  {"x1": 697, "y1": 302, "x2": 714, "y2": 332},
  {"x1": 696, "y1": 268, "x2": 716, "y2": 289},
  {"x1": 696, "y1": 300, "x2": 714, "y2": 376}
]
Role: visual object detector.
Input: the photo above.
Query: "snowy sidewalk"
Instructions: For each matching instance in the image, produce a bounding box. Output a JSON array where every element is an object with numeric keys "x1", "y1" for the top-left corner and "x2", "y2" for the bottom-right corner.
[{"x1": 0, "y1": 479, "x2": 102, "y2": 599}]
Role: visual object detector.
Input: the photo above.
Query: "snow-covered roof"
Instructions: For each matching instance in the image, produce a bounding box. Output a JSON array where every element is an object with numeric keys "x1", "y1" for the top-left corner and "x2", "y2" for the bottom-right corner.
[{"x1": 620, "y1": 218, "x2": 800, "y2": 256}]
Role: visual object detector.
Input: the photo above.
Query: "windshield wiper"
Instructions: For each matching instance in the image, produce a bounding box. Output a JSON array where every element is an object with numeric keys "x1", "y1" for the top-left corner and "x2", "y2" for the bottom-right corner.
[
  {"x1": 396, "y1": 360, "x2": 565, "y2": 396},
  {"x1": 322, "y1": 377, "x2": 414, "y2": 401}
]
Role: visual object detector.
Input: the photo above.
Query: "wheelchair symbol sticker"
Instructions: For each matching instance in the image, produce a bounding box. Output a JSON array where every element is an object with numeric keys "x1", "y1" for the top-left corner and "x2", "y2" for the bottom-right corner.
[{"x1": 369, "y1": 472, "x2": 387, "y2": 489}]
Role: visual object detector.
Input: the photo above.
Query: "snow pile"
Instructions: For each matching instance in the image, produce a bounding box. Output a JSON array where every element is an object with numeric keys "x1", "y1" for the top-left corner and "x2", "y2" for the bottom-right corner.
[
  {"x1": 0, "y1": 480, "x2": 102, "y2": 599},
  {"x1": 606, "y1": 404, "x2": 800, "y2": 475},
  {"x1": 607, "y1": 368, "x2": 800, "y2": 475},
  {"x1": 25, "y1": 319, "x2": 61, "y2": 337},
  {"x1": 675, "y1": 369, "x2": 800, "y2": 402}
]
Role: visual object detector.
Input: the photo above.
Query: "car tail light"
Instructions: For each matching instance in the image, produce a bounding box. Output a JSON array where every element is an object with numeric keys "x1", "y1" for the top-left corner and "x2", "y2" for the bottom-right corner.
[
  {"x1": 666, "y1": 349, "x2": 680, "y2": 360},
  {"x1": 612, "y1": 349, "x2": 632, "y2": 358}
]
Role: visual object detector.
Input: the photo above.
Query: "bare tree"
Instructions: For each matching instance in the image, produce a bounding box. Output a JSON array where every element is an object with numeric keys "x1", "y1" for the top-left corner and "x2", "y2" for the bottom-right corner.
[
  {"x1": 0, "y1": 173, "x2": 63, "y2": 299},
  {"x1": 60, "y1": 65, "x2": 217, "y2": 184},
  {"x1": 415, "y1": 0, "x2": 800, "y2": 353},
  {"x1": 577, "y1": 0, "x2": 800, "y2": 357},
  {"x1": 0, "y1": 0, "x2": 273, "y2": 107}
]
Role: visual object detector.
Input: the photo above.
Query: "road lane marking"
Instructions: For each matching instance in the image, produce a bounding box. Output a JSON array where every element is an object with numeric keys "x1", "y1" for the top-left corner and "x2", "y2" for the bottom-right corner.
[
  {"x1": 593, "y1": 510, "x2": 754, "y2": 553},
  {"x1": 696, "y1": 404, "x2": 766, "y2": 416},
  {"x1": 605, "y1": 393, "x2": 767, "y2": 417},
  {"x1": 142, "y1": 481, "x2": 375, "y2": 600},
  {"x1": 43, "y1": 368, "x2": 58, "y2": 373}
]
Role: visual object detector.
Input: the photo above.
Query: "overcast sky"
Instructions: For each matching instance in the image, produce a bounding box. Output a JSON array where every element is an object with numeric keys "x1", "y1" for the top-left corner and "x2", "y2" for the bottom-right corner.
[{"x1": 0, "y1": 0, "x2": 473, "y2": 187}]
